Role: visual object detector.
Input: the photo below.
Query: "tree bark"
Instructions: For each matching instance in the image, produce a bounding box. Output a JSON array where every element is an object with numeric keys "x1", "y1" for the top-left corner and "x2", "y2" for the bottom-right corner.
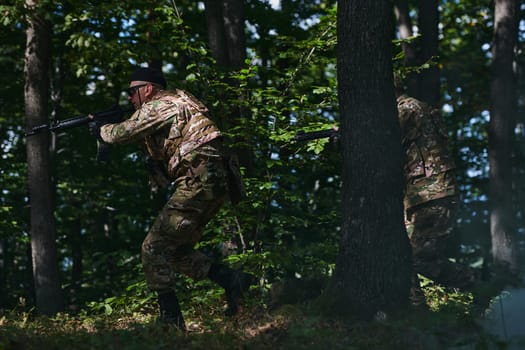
[
  {"x1": 204, "y1": 0, "x2": 230, "y2": 67},
  {"x1": 24, "y1": 0, "x2": 63, "y2": 315},
  {"x1": 222, "y1": 0, "x2": 247, "y2": 68},
  {"x1": 417, "y1": 0, "x2": 440, "y2": 106},
  {"x1": 70, "y1": 219, "x2": 83, "y2": 301},
  {"x1": 489, "y1": 0, "x2": 519, "y2": 271},
  {"x1": 0, "y1": 239, "x2": 6, "y2": 307},
  {"x1": 146, "y1": 0, "x2": 163, "y2": 73},
  {"x1": 204, "y1": 0, "x2": 254, "y2": 177},
  {"x1": 204, "y1": 0, "x2": 246, "y2": 68},
  {"x1": 329, "y1": 0, "x2": 412, "y2": 320},
  {"x1": 393, "y1": 0, "x2": 419, "y2": 95}
]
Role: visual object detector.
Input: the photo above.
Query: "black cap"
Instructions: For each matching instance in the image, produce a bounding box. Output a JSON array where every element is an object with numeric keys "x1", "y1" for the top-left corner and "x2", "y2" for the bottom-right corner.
[{"x1": 130, "y1": 67, "x2": 166, "y2": 88}]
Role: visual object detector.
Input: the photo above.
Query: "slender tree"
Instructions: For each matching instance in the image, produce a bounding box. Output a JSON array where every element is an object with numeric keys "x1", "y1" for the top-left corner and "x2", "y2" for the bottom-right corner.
[
  {"x1": 24, "y1": 0, "x2": 62, "y2": 315},
  {"x1": 417, "y1": 0, "x2": 440, "y2": 106},
  {"x1": 394, "y1": 0, "x2": 440, "y2": 106},
  {"x1": 394, "y1": 0, "x2": 418, "y2": 94},
  {"x1": 204, "y1": 0, "x2": 255, "y2": 179},
  {"x1": 0, "y1": 241, "x2": 5, "y2": 306},
  {"x1": 204, "y1": 0, "x2": 247, "y2": 69},
  {"x1": 328, "y1": 0, "x2": 412, "y2": 319},
  {"x1": 489, "y1": 0, "x2": 519, "y2": 271},
  {"x1": 204, "y1": 0, "x2": 230, "y2": 67},
  {"x1": 146, "y1": 0, "x2": 163, "y2": 72}
]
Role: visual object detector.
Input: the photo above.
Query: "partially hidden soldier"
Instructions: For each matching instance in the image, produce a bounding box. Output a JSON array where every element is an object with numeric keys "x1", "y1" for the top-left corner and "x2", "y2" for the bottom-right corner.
[
  {"x1": 94, "y1": 67, "x2": 255, "y2": 329},
  {"x1": 396, "y1": 81, "x2": 478, "y2": 306}
]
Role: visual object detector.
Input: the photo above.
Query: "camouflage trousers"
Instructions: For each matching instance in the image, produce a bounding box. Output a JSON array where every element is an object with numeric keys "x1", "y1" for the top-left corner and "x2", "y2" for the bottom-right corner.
[
  {"x1": 405, "y1": 195, "x2": 458, "y2": 258},
  {"x1": 142, "y1": 143, "x2": 228, "y2": 292},
  {"x1": 406, "y1": 195, "x2": 476, "y2": 289}
]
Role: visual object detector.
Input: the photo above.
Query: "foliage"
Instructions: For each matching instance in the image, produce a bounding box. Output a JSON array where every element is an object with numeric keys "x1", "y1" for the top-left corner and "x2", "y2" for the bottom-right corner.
[
  {"x1": 0, "y1": 0, "x2": 524, "y2": 345},
  {"x1": 0, "y1": 285, "x2": 515, "y2": 350},
  {"x1": 420, "y1": 275, "x2": 475, "y2": 313}
]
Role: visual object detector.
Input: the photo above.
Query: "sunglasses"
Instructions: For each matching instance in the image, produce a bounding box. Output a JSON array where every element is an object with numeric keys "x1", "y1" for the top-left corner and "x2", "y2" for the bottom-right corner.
[{"x1": 127, "y1": 84, "x2": 149, "y2": 96}]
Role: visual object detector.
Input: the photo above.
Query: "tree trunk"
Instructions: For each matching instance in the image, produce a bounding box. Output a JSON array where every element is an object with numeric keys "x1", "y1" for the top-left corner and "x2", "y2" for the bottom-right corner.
[
  {"x1": 222, "y1": 0, "x2": 247, "y2": 68},
  {"x1": 146, "y1": 1, "x2": 163, "y2": 73},
  {"x1": 328, "y1": 0, "x2": 412, "y2": 320},
  {"x1": 394, "y1": 0, "x2": 419, "y2": 95},
  {"x1": 0, "y1": 239, "x2": 6, "y2": 307},
  {"x1": 204, "y1": 0, "x2": 246, "y2": 69},
  {"x1": 489, "y1": 0, "x2": 519, "y2": 272},
  {"x1": 70, "y1": 219, "x2": 83, "y2": 303},
  {"x1": 417, "y1": 0, "x2": 440, "y2": 106},
  {"x1": 24, "y1": 0, "x2": 63, "y2": 315},
  {"x1": 204, "y1": 0, "x2": 230, "y2": 67},
  {"x1": 204, "y1": 0, "x2": 254, "y2": 177}
]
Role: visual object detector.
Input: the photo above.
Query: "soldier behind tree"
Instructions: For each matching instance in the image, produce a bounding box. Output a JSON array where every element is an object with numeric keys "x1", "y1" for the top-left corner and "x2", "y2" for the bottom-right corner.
[{"x1": 395, "y1": 76, "x2": 477, "y2": 305}]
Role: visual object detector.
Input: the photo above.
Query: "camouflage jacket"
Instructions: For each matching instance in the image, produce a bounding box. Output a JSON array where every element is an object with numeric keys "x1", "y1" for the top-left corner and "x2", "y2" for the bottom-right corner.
[
  {"x1": 397, "y1": 95, "x2": 457, "y2": 209},
  {"x1": 100, "y1": 89, "x2": 221, "y2": 179}
]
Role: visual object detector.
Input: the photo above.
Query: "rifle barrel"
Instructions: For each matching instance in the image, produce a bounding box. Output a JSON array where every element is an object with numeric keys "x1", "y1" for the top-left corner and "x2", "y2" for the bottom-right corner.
[
  {"x1": 26, "y1": 104, "x2": 131, "y2": 136},
  {"x1": 49, "y1": 116, "x2": 90, "y2": 132},
  {"x1": 294, "y1": 129, "x2": 339, "y2": 141},
  {"x1": 25, "y1": 124, "x2": 50, "y2": 136}
]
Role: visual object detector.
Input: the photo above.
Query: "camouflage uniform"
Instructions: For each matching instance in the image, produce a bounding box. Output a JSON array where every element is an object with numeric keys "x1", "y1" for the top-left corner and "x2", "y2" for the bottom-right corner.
[
  {"x1": 100, "y1": 89, "x2": 228, "y2": 292},
  {"x1": 398, "y1": 95, "x2": 473, "y2": 289}
]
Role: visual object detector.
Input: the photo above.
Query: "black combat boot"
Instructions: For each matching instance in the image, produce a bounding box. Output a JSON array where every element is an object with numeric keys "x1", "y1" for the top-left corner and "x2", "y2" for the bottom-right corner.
[
  {"x1": 208, "y1": 263, "x2": 255, "y2": 316},
  {"x1": 157, "y1": 290, "x2": 186, "y2": 330}
]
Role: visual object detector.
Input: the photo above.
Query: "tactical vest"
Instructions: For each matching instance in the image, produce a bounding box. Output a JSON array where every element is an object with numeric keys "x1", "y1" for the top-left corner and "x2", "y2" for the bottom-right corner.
[{"x1": 144, "y1": 89, "x2": 222, "y2": 178}]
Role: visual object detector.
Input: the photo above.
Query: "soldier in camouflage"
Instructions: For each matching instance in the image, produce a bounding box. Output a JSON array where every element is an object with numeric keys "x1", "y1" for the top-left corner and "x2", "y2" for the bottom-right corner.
[
  {"x1": 96, "y1": 67, "x2": 254, "y2": 329},
  {"x1": 397, "y1": 91, "x2": 477, "y2": 305}
]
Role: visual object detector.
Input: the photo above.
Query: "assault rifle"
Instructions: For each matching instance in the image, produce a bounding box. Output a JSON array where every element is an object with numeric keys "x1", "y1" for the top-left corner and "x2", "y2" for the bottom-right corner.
[
  {"x1": 293, "y1": 128, "x2": 340, "y2": 142},
  {"x1": 26, "y1": 104, "x2": 129, "y2": 136},
  {"x1": 26, "y1": 104, "x2": 131, "y2": 161}
]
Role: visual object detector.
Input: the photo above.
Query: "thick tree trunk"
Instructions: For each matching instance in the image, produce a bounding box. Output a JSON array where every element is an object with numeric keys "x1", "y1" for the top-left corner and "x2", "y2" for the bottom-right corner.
[
  {"x1": 329, "y1": 0, "x2": 412, "y2": 320},
  {"x1": 24, "y1": 0, "x2": 63, "y2": 315},
  {"x1": 489, "y1": 0, "x2": 519, "y2": 271}
]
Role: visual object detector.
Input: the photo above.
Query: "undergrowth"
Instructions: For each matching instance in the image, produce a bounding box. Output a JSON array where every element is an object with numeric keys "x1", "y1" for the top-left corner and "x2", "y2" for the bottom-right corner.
[{"x1": 0, "y1": 281, "x2": 513, "y2": 350}]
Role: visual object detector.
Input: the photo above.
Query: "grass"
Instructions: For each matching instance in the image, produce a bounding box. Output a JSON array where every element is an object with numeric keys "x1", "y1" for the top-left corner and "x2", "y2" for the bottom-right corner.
[{"x1": 0, "y1": 280, "x2": 517, "y2": 350}]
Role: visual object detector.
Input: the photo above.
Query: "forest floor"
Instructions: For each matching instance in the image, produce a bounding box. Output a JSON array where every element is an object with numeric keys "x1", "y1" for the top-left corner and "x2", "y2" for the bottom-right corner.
[{"x1": 0, "y1": 276, "x2": 523, "y2": 350}]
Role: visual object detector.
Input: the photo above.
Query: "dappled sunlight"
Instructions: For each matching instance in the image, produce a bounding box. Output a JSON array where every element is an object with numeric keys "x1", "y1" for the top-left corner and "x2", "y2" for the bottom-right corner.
[{"x1": 0, "y1": 284, "x2": 520, "y2": 350}]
